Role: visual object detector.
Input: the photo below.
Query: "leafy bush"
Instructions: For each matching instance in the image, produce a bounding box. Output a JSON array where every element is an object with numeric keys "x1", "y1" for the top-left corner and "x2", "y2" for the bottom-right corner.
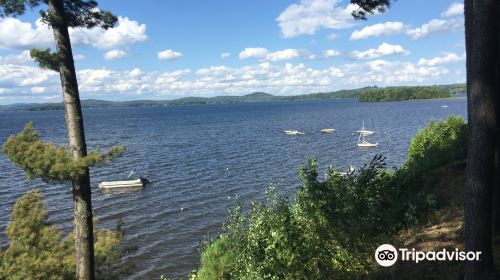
[
  {"x1": 0, "y1": 190, "x2": 122, "y2": 280},
  {"x1": 406, "y1": 115, "x2": 467, "y2": 175},
  {"x1": 193, "y1": 158, "x2": 397, "y2": 280}
]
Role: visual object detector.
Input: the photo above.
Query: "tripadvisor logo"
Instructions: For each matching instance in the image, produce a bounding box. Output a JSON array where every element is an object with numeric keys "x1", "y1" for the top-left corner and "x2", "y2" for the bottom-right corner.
[
  {"x1": 374, "y1": 244, "x2": 482, "y2": 267},
  {"x1": 375, "y1": 244, "x2": 398, "y2": 267}
]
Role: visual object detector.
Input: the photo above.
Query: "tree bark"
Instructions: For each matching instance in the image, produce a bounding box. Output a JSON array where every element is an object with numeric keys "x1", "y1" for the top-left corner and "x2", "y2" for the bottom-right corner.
[
  {"x1": 48, "y1": 0, "x2": 95, "y2": 279},
  {"x1": 464, "y1": 0, "x2": 499, "y2": 278},
  {"x1": 492, "y1": 1, "x2": 500, "y2": 236}
]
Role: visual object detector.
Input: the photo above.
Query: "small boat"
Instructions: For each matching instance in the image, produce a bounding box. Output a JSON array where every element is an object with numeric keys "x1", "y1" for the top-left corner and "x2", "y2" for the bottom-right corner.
[
  {"x1": 441, "y1": 105, "x2": 449, "y2": 108},
  {"x1": 325, "y1": 165, "x2": 356, "y2": 179},
  {"x1": 357, "y1": 120, "x2": 374, "y2": 135},
  {"x1": 337, "y1": 165, "x2": 356, "y2": 176},
  {"x1": 357, "y1": 141, "x2": 378, "y2": 147},
  {"x1": 284, "y1": 129, "x2": 305, "y2": 135},
  {"x1": 99, "y1": 176, "x2": 150, "y2": 189},
  {"x1": 320, "y1": 128, "x2": 336, "y2": 133},
  {"x1": 357, "y1": 121, "x2": 377, "y2": 147}
]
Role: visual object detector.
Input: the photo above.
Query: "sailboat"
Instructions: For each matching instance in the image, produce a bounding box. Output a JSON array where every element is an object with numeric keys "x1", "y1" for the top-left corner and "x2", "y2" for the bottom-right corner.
[
  {"x1": 357, "y1": 120, "x2": 374, "y2": 136},
  {"x1": 357, "y1": 121, "x2": 378, "y2": 147}
]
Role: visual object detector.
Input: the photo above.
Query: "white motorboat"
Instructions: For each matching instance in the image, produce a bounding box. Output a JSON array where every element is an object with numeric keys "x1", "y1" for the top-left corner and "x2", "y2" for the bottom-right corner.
[
  {"x1": 284, "y1": 129, "x2": 305, "y2": 135},
  {"x1": 320, "y1": 128, "x2": 336, "y2": 133},
  {"x1": 357, "y1": 121, "x2": 377, "y2": 147},
  {"x1": 357, "y1": 120, "x2": 374, "y2": 135},
  {"x1": 99, "y1": 176, "x2": 150, "y2": 189}
]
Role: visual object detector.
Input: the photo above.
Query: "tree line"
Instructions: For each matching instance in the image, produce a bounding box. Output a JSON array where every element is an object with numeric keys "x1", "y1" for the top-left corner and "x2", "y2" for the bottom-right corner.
[{"x1": 358, "y1": 86, "x2": 451, "y2": 102}]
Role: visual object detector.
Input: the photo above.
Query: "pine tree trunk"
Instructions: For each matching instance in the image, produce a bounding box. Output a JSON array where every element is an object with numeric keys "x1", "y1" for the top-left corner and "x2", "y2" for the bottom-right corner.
[
  {"x1": 493, "y1": 1, "x2": 500, "y2": 236},
  {"x1": 464, "y1": 0, "x2": 499, "y2": 278},
  {"x1": 48, "y1": 0, "x2": 95, "y2": 279}
]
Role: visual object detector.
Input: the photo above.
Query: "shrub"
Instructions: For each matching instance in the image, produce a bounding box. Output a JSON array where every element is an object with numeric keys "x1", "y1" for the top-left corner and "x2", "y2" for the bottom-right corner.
[
  {"x1": 0, "y1": 190, "x2": 122, "y2": 280},
  {"x1": 406, "y1": 115, "x2": 467, "y2": 175},
  {"x1": 196, "y1": 236, "x2": 232, "y2": 280}
]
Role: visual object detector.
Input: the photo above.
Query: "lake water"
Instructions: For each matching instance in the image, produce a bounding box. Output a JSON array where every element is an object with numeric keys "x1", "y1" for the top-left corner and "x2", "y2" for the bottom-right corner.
[{"x1": 0, "y1": 98, "x2": 467, "y2": 279}]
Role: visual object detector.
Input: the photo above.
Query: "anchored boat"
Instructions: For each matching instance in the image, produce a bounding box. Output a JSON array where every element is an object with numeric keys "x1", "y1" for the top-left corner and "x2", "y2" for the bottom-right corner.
[
  {"x1": 320, "y1": 128, "x2": 336, "y2": 133},
  {"x1": 284, "y1": 129, "x2": 305, "y2": 135},
  {"x1": 357, "y1": 121, "x2": 378, "y2": 147},
  {"x1": 99, "y1": 177, "x2": 150, "y2": 189},
  {"x1": 357, "y1": 120, "x2": 375, "y2": 136},
  {"x1": 99, "y1": 169, "x2": 150, "y2": 189}
]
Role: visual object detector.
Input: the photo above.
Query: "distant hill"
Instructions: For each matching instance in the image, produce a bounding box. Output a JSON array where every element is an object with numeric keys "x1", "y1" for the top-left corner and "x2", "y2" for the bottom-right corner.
[{"x1": 0, "y1": 84, "x2": 465, "y2": 111}]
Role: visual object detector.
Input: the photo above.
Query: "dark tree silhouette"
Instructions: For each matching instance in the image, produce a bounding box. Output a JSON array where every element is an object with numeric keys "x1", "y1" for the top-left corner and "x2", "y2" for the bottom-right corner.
[
  {"x1": 1, "y1": 1, "x2": 117, "y2": 279},
  {"x1": 463, "y1": 1, "x2": 499, "y2": 278}
]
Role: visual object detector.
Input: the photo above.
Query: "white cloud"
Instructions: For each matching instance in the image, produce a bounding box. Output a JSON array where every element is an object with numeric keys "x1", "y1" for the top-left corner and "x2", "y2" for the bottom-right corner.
[
  {"x1": 407, "y1": 18, "x2": 463, "y2": 40},
  {"x1": 324, "y1": 49, "x2": 341, "y2": 58},
  {"x1": 70, "y1": 17, "x2": 147, "y2": 49},
  {"x1": 30, "y1": 86, "x2": 46, "y2": 94},
  {"x1": 104, "y1": 49, "x2": 127, "y2": 60},
  {"x1": 266, "y1": 49, "x2": 306, "y2": 61},
  {"x1": 73, "y1": 54, "x2": 86, "y2": 61},
  {"x1": 0, "y1": 51, "x2": 32, "y2": 64},
  {"x1": 0, "y1": 18, "x2": 52, "y2": 49},
  {"x1": 239, "y1": 48, "x2": 269, "y2": 59},
  {"x1": 239, "y1": 48, "x2": 312, "y2": 61},
  {"x1": 326, "y1": 33, "x2": 338, "y2": 41},
  {"x1": 277, "y1": 0, "x2": 358, "y2": 38},
  {"x1": 350, "y1": 21, "x2": 406, "y2": 40},
  {"x1": 0, "y1": 16, "x2": 147, "y2": 50},
  {"x1": 157, "y1": 49, "x2": 183, "y2": 60},
  {"x1": 352, "y1": 43, "x2": 409, "y2": 59},
  {"x1": 220, "y1": 52, "x2": 231, "y2": 59},
  {"x1": 0, "y1": 63, "x2": 59, "y2": 98},
  {"x1": 129, "y1": 68, "x2": 142, "y2": 77},
  {"x1": 442, "y1": 3, "x2": 464, "y2": 17},
  {"x1": 418, "y1": 52, "x2": 465, "y2": 66},
  {"x1": 0, "y1": 57, "x2": 465, "y2": 104}
]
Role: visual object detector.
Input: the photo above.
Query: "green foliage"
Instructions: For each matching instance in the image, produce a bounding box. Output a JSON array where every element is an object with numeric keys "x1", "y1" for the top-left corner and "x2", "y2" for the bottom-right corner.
[
  {"x1": 0, "y1": 0, "x2": 42, "y2": 17},
  {"x1": 30, "y1": 49, "x2": 61, "y2": 72},
  {"x1": 2, "y1": 122, "x2": 125, "y2": 182},
  {"x1": 196, "y1": 236, "x2": 233, "y2": 280},
  {"x1": 358, "y1": 86, "x2": 450, "y2": 102},
  {"x1": 193, "y1": 160, "x2": 392, "y2": 280},
  {"x1": 0, "y1": 189, "x2": 66, "y2": 280},
  {"x1": 194, "y1": 116, "x2": 468, "y2": 280},
  {"x1": 1, "y1": 0, "x2": 117, "y2": 29},
  {"x1": 0, "y1": 190, "x2": 122, "y2": 280},
  {"x1": 351, "y1": 0, "x2": 391, "y2": 20},
  {"x1": 63, "y1": 221, "x2": 123, "y2": 279},
  {"x1": 406, "y1": 116, "x2": 467, "y2": 175}
]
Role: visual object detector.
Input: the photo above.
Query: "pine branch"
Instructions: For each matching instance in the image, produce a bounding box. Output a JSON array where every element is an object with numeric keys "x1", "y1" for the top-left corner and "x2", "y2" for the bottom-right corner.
[
  {"x1": 29, "y1": 49, "x2": 61, "y2": 72},
  {"x1": 2, "y1": 123, "x2": 126, "y2": 182}
]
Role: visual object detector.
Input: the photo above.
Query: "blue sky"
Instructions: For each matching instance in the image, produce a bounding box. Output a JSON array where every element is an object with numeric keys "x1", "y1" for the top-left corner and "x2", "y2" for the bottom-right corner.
[{"x1": 0, "y1": 0, "x2": 465, "y2": 104}]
